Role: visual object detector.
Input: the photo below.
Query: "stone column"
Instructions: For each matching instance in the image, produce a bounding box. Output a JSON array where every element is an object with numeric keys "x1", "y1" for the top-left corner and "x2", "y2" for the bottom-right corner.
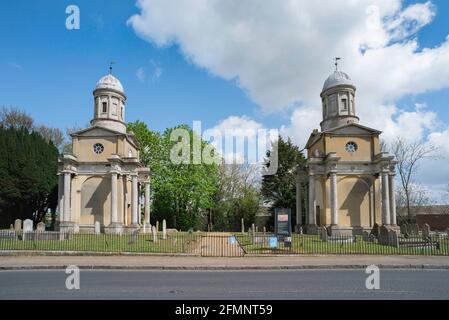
[
  {"x1": 330, "y1": 172, "x2": 338, "y2": 226},
  {"x1": 57, "y1": 175, "x2": 64, "y2": 221},
  {"x1": 381, "y1": 172, "x2": 391, "y2": 226},
  {"x1": 308, "y1": 174, "x2": 316, "y2": 226},
  {"x1": 389, "y1": 173, "x2": 397, "y2": 225},
  {"x1": 110, "y1": 173, "x2": 118, "y2": 224},
  {"x1": 63, "y1": 172, "x2": 71, "y2": 223},
  {"x1": 144, "y1": 182, "x2": 150, "y2": 225},
  {"x1": 131, "y1": 175, "x2": 139, "y2": 227},
  {"x1": 295, "y1": 180, "x2": 302, "y2": 226}
]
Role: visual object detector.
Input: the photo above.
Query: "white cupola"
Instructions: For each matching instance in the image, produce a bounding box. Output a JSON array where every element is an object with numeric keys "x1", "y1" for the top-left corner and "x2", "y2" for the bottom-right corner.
[
  {"x1": 91, "y1": 70, "x2": 127, "y2": 133},
  {"x1": 320, "y1": 70, "x2": 359, "y2": 131}
]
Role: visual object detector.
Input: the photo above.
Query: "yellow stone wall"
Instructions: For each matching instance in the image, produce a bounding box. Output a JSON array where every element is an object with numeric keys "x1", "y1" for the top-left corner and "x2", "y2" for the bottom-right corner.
[{"x1": 306, "y1": 129, "x2": 383, "y2": 229}]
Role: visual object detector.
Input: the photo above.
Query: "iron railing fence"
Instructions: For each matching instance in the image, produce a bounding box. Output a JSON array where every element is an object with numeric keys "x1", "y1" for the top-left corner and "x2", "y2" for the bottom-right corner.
[
  {"x1": 0, "y1": 230, "x2": 200, "y2": 254},
  {"x1": 235, "y1": 233, "x2": 449, "y2": 256},
  {"x1": 0, "y1": 230, "x2": 448, "y2": 256}
]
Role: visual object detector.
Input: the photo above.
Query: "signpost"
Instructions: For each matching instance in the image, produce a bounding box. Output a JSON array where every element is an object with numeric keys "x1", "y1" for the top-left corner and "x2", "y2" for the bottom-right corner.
[
  {"x1": 275, "y1": 208, "x2": 292, "y2": 238},
  {"x1": 275, "y1": 208, "x2": 292, "y2": 249}
]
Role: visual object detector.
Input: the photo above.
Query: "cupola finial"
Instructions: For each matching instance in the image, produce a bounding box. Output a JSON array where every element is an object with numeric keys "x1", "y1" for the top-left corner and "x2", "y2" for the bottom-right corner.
[
  {"x1": 334, "y1": 57, "x2": 341, "y2": 71},
  {"x1": 109, "y1": 61, "x2": 116, "y2": 75}
]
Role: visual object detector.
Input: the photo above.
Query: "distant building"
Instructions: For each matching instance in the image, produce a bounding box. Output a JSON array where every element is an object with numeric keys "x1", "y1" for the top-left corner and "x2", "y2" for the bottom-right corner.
[{"x1": 398, "y1": 205, "x2": 449, "y2": 231}]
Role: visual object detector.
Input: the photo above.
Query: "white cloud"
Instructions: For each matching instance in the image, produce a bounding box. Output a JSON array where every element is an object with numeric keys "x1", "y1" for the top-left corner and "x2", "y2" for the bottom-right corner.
[
  {"x1": 150, "y1": 59, "x2": 163, "y2": 82},
  {"x1": 208, "y1": 115, "x2": 276, "y2": 166},
  {"x1": 129, "y1": 0, "x2": 449, "y2": 200},
  {"x1": 136, "y1": 67, "x2": 146, "y2": 82},
  {"x1": 136, "y1": 61, "x2": 163, "y2": 83}
]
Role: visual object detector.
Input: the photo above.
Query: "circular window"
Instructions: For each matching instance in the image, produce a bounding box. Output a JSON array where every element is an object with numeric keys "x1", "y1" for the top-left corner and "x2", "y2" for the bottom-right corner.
[
  {"x1": 93, "y1": 143, "x2": 104, "y2": 154},
  {"x1": 345, "y1": 141, "x2": 358, "y2": 153}
]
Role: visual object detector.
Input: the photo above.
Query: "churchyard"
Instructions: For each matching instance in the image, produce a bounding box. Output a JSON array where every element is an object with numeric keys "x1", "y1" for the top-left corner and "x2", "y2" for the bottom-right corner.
[{"x1": 1, "y1": 218, "x2": 448, "y2": 257}]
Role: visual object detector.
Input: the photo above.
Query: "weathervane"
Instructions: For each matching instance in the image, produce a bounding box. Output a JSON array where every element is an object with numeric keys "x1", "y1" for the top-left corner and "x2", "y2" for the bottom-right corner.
[
  {"x1": 334, "y1": 57, "x2": 341, "y2": 71},
  {"x1": 109, "y1": 61, "x2": 116, "y2": 74}
]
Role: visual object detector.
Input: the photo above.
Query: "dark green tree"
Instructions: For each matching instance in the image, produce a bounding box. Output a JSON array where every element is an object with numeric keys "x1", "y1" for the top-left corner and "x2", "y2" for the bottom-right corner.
[
  {"x1": 261, "y1": 136, "x2": 306, "y2": 228},
  {"x1": 0, "y1": 126, "x2": 58, "y2": 227}
]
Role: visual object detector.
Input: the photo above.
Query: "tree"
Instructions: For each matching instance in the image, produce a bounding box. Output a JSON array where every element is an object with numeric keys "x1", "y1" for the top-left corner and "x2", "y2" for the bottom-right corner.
[
  {"x1": 213, "y1": 163, "x2": 261, "y2": 231},
  {"x1": 390, "y1": 137, "x2": 437, "y2": 219},
  {"x1": 261, "y1": 136, "x2": 306, "y2": 227},
  {"x1": 0, "y1": 126, "x2": 58, "y2": 227},
  {"x1": 1, "y1": 107, "x2": 67, "y2": 153},
  {"x1": 0, "y1": 106, "x2": 34, "y2": 131},
  {"x1": 34, "y1": 125, "x2": 65, "y2": 152},
  {"x1": 128, "y1": 121, "x2": 219, "y2": 231}
]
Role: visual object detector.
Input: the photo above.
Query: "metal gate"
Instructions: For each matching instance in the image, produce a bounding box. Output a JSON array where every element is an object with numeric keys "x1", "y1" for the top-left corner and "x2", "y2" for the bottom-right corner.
[{"x1": 200, "y1": 233, "x2": 245, "y2": 257}]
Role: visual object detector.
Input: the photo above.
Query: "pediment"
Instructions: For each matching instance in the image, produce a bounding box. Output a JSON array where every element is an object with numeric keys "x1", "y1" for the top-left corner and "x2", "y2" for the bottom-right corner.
[
  {"x1": 71, "y1": 126, "x2": 123, "y2": 137},
  {"x1": 323, "y1": 123, "x2": 381, "y2": 136}
]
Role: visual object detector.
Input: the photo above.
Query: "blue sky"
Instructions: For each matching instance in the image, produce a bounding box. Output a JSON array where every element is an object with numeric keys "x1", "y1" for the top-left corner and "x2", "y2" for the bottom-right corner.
[
  {"x1": 1, "y1": 0, "x2": 449, "y2": 200},
  {"x1": 0, "y1": 0, "x2": 448, "y2": 131},
  {"x1": 0, "y1": 0, "x2": 267, "y2": 132}
]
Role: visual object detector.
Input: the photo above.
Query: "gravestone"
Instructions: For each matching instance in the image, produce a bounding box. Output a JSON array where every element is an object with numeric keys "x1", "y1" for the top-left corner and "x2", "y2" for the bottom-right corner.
[
  {"x1": 9, "y1": 224, "x2": 14, "y2": 231},
  {"x1": 251, "y1": 223, "x2": 256, "y2": 234},
  {"x1": 400, "y1": 224, "x2": 408, "y2": 236},
  {"x1": 263, "y1": 227, "x2": 266, "y2": 236},
  {"x1": 14, "y1": 219, "x2": 22, "y2": 233},
  {"x1": 23, "y1": 219, "x2": 33, "y2": 233},
  {"x1": 369, "y1": 234, "x2": 376, "y2": 243},
  {"x1": 411, "y1": 224, "x2": 419, "y2": 235},
  {"x1": 378, "y1": 225, "x2": 389, "y2": 245},
  {"x1": 162, "y1": 219, "x2": 167, "y2": 240},
  {"x1": 255, "y1": 226, "x2": 259, "y2": 233},
  {"x1": 156, "y1": 221, "x2": 159, "y2": 232},
  {"x1": 241, "y1": 218, "x2": 245, "y2": 234},
  {"x1": 94, "y1": 221, "x2": 101, "y2": 235},
  {"x1": 362, "y1": 231, "x2": 369, "y2": 242},
  {"x1": 22, "y1": 219, "x2": 33, "y2": 241},
  {"x1": 320, "y1": 226, "x2": 328, "y2": 241},
  {"x1": 389, "y1": 229, "x2": 399, "y2": 248},
  {"x1": 36, "y1": 222, "x2": 45, "y2": 232},
  {"x1": 152, "y1": 226, "x2": 157, "y2": 243},
  {"x1": 128, "y1": 230, "x2": 138, "y2": 245},
  {"x1": 370, "y1": 223, "x2": 380, "y2": 239},
  {"x1": 422, "y1": 223, "x2": 431, "y2": 238}
]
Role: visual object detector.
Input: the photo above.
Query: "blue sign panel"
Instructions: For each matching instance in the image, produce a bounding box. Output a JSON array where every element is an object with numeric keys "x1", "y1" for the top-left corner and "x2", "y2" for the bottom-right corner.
[{"x1": 269, "y1": 237, "x2": 278, "y2": 248}]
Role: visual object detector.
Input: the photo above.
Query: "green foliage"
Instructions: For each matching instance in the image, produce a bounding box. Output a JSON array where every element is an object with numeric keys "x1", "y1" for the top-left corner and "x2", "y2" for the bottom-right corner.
[
  {"x1": 213, "y1": 164, "x2": 261, "y2": 232},
  {"x1": 128, "y1": 121, "x2": 219, "y2": 231},
  {"x1": 0, "y1": 126, "x2": 58, "y2": 227},
  {"x1": 261, "y1": 136, "x2": 306, "y2": 227}
]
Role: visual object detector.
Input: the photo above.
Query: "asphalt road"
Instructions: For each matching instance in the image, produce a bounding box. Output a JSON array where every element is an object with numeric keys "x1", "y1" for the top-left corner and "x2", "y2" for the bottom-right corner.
[{"x1": 0, "y1": 269, "x2": 448, "y2": 300}]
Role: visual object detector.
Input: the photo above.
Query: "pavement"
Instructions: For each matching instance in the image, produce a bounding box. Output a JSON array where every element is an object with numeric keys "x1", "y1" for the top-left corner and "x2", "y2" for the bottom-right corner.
[{"x1": 1, "y1": 254, "x2": 449, "y2": 270}]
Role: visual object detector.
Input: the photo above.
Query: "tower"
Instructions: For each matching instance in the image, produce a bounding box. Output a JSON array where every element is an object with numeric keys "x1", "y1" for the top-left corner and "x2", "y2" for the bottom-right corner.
[
  {"x1": 320, "y1": 70, "x2": 358, "y2": 131},
  {"x1": 296, "y1": 66, "x2": 397, "y2": 236},
  {"x1": 92, "y1": 72, "x2": 127, "y2": 133},
  {"x1": 57, "y1": 70, "x2": 151, "y2": 234}
]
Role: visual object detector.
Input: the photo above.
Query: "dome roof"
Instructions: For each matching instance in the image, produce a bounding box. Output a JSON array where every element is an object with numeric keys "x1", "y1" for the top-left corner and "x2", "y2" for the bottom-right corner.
[
  {"x1": 322, "y1": 71, "x2": 354, "y2": 92},
  {"x1": 95, "y1": 74, "x2": 124, "y2": 93}
]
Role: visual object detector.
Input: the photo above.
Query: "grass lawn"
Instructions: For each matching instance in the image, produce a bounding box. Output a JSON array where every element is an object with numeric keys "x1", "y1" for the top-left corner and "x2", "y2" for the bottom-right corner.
[
  {"x1": 235, "y1": 234, "x2": 449, "y2": 256},
  {"x1": 0, "y1": 232, "x2": 200, "y2": 253},
  {"x1": 1, "y1": 232, "x2": 447, "y2": 256}
]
